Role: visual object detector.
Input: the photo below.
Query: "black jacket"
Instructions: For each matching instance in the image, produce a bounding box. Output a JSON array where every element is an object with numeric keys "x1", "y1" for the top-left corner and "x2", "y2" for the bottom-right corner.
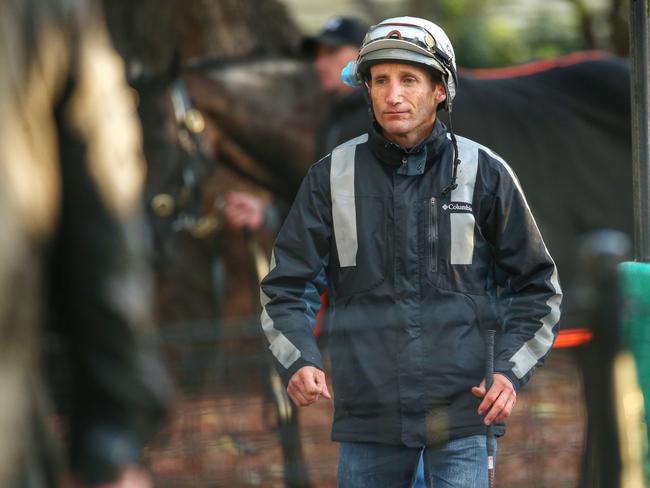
[{"x1": 261, "y1": 119, "x2": 562, "y2": 446}]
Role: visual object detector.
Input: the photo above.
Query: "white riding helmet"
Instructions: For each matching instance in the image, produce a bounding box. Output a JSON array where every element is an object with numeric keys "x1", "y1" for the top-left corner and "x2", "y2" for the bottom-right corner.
[{"x1": 341, "y1": 16, "x2": 458, "y2": 109}]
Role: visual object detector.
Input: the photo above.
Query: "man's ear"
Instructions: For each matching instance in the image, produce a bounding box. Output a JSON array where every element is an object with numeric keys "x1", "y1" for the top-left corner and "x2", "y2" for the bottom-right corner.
[{"x1": 435, "y1": 83, "x2": 447, "y2": 103}]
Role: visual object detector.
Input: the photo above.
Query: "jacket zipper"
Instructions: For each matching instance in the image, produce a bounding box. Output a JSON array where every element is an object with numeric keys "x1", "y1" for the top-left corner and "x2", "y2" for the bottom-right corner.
[{"x1": 428, "y1": 197, "x2": 438, "y2": 273}]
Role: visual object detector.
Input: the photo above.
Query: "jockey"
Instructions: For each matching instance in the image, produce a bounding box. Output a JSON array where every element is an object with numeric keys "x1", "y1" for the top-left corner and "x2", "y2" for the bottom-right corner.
[{"x1": 261, "y1": 16, "x2": 561, "y2": 487}]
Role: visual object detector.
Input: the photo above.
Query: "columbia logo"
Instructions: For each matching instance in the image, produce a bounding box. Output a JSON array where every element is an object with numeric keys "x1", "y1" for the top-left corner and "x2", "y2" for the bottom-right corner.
[{"x1": 443, "y1": 203, "x2": 473, "y2": 212}]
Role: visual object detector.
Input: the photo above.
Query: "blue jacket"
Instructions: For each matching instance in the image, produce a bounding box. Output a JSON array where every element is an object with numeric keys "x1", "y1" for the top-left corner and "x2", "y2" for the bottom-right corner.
[{"x1": 261, "y1": 119, "x2": 562, "y2": 446}]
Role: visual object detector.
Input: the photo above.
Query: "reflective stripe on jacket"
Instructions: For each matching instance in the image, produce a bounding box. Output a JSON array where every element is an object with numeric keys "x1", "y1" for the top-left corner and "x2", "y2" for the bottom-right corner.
[{"x1": 261, "y1": 119, "x2": 562, "y2": 446}]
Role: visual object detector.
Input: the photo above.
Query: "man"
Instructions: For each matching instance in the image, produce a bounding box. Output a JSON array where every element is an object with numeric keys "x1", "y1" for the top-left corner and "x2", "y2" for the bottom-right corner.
[
  {"x1": 261, "y1": 16, "x2": 561, "y2": 487},
  {"x1": 303, "y1": 16, "x2": 370, "y2": 158},
  {"x1": 0, "y1": 0, "x2": 170, "y2": 486}
]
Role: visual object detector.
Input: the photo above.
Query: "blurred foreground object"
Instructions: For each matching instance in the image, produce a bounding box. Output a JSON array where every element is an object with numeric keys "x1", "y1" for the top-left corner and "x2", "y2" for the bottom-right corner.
[
  {"x1": 0, "y1": 0, "x2": 170, "y2": 486},
  {"x1": 625, "y1": 1, "x2": 650, "y2": 483},
  {"x1": 576, "y1": 231, "x2": 648, "y2": 488},
  {"x1": 618, "y1": 262, "x2": 650, "y2": 487}
]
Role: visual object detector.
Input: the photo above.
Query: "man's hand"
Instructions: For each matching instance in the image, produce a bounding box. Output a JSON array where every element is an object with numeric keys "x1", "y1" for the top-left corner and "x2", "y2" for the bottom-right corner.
[
  {"x1": 471, "y1": 373, "x2": 517, "y2": 425},
  {"x1": 287, "y1": 366, "x2": 332, "y2": 407},
  {"x1": 222, "y1": 191, "x2": 266, "y2": 231}
]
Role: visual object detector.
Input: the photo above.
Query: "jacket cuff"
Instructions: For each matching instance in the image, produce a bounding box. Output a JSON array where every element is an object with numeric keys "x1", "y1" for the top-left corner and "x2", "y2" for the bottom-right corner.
[
  {"x1": 280, "y1": 356, "x2": 324, "y2": 387},
  {"x1": 494, "y1": 369, "x2": 522, "y2": 394}
]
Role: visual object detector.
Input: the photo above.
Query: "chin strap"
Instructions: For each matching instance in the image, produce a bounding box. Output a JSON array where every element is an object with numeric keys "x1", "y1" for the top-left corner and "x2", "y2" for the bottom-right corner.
[{"x1": 441, "y1": 105, "x2": 461, "y2": 195}]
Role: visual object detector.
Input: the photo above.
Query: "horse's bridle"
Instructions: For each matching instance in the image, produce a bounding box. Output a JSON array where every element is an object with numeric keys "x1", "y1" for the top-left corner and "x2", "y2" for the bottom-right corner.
[{"x1": 150, "y1": 78, "x2": 220, "y2": 238}]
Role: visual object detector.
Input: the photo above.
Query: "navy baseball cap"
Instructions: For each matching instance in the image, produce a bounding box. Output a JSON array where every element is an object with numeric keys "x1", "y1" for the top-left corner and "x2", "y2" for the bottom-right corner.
[{"x1": 302, "y1": 16, "x2": 370, "y2": 56}]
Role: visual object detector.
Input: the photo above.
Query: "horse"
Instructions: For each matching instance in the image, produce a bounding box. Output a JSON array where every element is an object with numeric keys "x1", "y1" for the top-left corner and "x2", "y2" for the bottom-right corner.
[{"x1": 131, "y1": 59, "x2": 326, "y2": 485}]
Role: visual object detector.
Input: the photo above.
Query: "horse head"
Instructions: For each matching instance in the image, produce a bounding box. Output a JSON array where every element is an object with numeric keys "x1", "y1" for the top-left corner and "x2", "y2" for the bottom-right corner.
[{"x1": 182, "y1": 57, "x2": 326, "y2": 201}]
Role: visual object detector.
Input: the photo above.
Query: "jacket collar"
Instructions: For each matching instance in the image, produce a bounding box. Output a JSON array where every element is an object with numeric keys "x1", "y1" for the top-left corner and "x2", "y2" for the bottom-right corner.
[{"x1": 368, "y1": 118, "x2": 448, "y2": 169}]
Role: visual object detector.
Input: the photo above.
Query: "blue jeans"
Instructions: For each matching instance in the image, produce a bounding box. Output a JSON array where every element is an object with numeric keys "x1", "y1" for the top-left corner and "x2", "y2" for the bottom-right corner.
[{"x1": 337, "y1": 435, "x2": 497, "y2": 488}]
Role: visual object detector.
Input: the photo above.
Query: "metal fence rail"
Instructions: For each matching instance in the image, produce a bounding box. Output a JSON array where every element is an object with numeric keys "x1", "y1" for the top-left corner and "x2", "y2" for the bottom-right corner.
[{"x1": 144, "y1": 314, "x2": 585, "y2": 488}]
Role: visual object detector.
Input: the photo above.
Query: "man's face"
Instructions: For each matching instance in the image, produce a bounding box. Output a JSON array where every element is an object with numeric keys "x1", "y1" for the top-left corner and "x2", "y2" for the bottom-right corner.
[
  {"x1": 314, "y1": 44, "x2": 359, "y2": 96},
  {"x1": 368, "y1": 62, "x2": 446, "y2": 147}
]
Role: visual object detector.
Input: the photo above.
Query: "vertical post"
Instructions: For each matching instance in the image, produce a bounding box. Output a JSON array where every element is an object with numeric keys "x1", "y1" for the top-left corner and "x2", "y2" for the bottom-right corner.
[{"x1": 629, "y1": 0, "x2": 650, "y2": 262}]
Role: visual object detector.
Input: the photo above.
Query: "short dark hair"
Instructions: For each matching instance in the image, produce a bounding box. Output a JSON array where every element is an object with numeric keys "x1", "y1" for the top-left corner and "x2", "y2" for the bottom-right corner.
[{"x1": 430, "y1": 71, "x2": 444, "y2": 84}]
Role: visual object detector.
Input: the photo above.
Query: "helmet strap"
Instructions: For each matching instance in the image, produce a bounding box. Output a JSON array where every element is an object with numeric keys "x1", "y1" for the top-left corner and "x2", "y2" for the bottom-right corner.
[
  {"x1": 442, "y1": 78, "x2": 453, "y2": 112},
  {"x1": 362, "y1": 80, "x2": 377, "y2": 123},
  {"x1": 441, "y1": 105, "x2": 461, "y2": 196}
]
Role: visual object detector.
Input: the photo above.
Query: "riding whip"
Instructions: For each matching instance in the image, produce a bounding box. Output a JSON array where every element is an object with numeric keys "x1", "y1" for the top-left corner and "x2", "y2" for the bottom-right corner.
[{"x1": 485, "y1": 329, "x2": 496, "y2": 488}]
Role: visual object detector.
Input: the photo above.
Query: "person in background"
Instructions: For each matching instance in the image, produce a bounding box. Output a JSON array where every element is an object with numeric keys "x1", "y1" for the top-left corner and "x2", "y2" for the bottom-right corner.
[
  {"x1": 0, "y1": 0, "x2": 170, "y2": 486},
  {"x1": 222, "y1": 191, "x2": 283, "y2": 233},
  {"x1": 302, "y1": 15, "x2": 371, "y2": 158}
]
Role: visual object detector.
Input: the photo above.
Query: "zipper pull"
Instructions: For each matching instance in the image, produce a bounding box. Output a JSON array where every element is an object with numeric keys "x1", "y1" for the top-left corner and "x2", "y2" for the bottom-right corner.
[{"x1": 401, "y1": 156, "x2": 408, "y2": 167}]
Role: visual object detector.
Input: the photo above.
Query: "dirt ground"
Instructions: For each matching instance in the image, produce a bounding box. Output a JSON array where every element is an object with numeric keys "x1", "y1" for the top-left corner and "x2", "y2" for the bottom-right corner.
[{"x1": 146, "y1": 348, "x2": 584, "y2": 487}]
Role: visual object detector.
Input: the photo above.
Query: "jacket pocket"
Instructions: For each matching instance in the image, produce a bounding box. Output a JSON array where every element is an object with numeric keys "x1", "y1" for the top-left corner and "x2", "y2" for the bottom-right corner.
[
  {"x1": 427, "y1": 196, "x2": 439, "y2": 274},
  {"x1": 424, "y1": 196, "x2": 441, "y2": 284},
  {"x1": 424, "y1": 199, "x2": 487, "y2": 295}
]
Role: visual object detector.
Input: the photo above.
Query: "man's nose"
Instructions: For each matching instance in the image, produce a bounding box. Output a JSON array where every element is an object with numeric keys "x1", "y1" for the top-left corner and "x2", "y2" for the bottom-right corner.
[{"x1": 386, "y1": 81, "x2": 403, "y2": 104}]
